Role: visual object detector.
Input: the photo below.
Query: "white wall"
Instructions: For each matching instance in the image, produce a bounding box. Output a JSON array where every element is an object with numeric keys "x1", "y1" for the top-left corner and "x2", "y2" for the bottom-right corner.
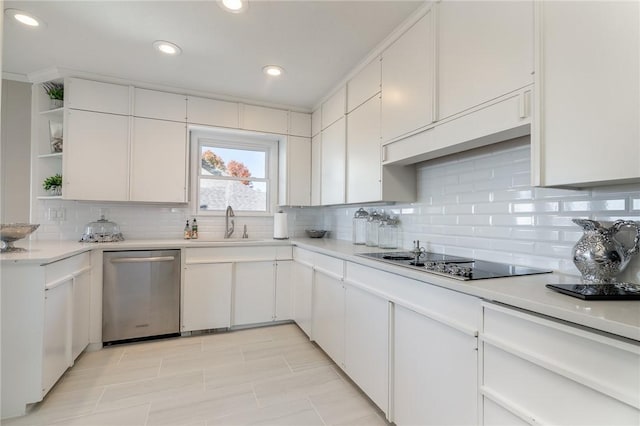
[{"x1": 1, "y1": 79, "x2": 32, "y2": 223}]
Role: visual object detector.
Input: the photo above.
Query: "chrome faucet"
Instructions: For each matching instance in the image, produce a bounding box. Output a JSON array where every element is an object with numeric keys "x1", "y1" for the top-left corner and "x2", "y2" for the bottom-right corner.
[{"x1": 224, "y1": 206, "x2": 235, "y2": 238}]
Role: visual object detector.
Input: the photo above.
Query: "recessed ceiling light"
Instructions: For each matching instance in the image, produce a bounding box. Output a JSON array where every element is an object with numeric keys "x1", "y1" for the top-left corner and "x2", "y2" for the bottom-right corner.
[
  {"x1": 5, "y1": 8, "x2": 42, "y2": 27},
  {"x1": 263, "y1": 65, "x2": 284, "y2": 77},
  {"x1": 219, "y1": 0, "x2": 248, "y2": 14},
  {"x1": 153, "y1": 40, "x2": 182, "y2": 56}
]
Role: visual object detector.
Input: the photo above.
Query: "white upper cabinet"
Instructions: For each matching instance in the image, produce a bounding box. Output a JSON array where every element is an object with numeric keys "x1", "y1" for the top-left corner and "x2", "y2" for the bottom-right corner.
[
  {"x1": 241, "y1": 104, "x2": 288, "y2": 134},
  {"x1": 186, "y1": 96, "x2": 239, "y2": 128},
  {"x1": 533, "y1": 1, "x2": 640, "y2": 187},
  {"x1": 279, "y1": 136, "x2": 311, "y2": 206},
  {"x1": 347, "y1": 96, "x2": 381, "y2": 203},
  {"x1": 437, "y1": 0, "x2": 534, "y2": 120},
  {"x1": 66, "y1": 78, "x2": 130, "y2": 115},
  {"x1": 311, "y1": 134, "x2": 322, "y2": 206},
  {"x1": 381, "y1": 8, "x2": 435, "y2": 143},
  {"x1": 64, "y1": 109, "x2": 130, "y2": 201},
  {"x1": 320, "y1": 117, "x2": 346, "y2": 205},
  {"x1": 288, "y1": 111, "x2": 311, "y2": 137},
  {"x1": 347, "y1": 57, "x2": 381, "y2": 113},
  {"x1": 130, "y1": 118, "x2": 187, "y2": 203},
  {"x1": 311, "y1": 108, "x2": 321, "y2": 137},
  {"x1": 321, "y1": 87, "x2": 346, "y2": 130},
  {"x1": 133, "y1": 88, "x2": 186, "y2": 122}
]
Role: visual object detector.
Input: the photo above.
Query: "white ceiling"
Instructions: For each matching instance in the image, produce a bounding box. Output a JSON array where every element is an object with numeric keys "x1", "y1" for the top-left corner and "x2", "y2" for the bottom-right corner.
[{"x1": 3, "y1": 0, "x2": 422, "y2": 110}]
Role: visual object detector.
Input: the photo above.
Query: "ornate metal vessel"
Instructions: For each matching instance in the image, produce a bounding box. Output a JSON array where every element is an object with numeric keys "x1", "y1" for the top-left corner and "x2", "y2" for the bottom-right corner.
[
  {"x1": 0, "y1": 223, "x2": 40, "y2": 252},
  {"x1": 572, "y1": 219, "x2": 640, "y2": 283}
]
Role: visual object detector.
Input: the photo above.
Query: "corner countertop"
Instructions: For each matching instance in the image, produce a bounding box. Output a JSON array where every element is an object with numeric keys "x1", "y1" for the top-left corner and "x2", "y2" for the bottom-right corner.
[{"x1": 2, "y1": 237, "x2": 638, "y2": 342}]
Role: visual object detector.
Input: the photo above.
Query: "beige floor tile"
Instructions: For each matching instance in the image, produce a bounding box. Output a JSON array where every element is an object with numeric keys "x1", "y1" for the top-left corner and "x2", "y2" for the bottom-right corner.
[
  {"x1": 49, "y1": 403, "x2": 150, "y2": 426},
  {"x1": 265, "y1": 323, "x2": 309, "y2": 341},
  {"x1": 252, "y1": 365, "x2": 347, "y2": 407},
  {"x1": 95, "y1": 370, "x2": 204, "y2": 413},
  {"x1": 334, "y1": 412, "x2": 390, "y2": 426},
  {"x1": 54, "y1": 359, "x2": 161, "y2": 393},
  {"x1": 309, "y1": 385, "x2": 379, "y2": 425},
  {"x1": 146, "y1": 383, "x2": 258, "y2": 426},
  {"x1": 71, "y1": 346, "x2": 125, "y2": 371},
  {"x1": 208, "y1": 397, "x2": 316, "y2": 426},
  {"x1": 241, "y1": 338, "x2": 316, "y2": 362},
  {"x1": 119, "y1": 340, "x2": 203, "y2": 364},
  {"x1": 253, "y1": 407, "x2": 325, "y2": 426},
  {"x1": 158, "y1": 346, "x2": 242, "y2": 377},
  {"x1": 204, "y1": 356, "x2": 291, "y2": 390},
  {"x1": 201, "y1": 327, "x2": 274, "y2": 350},
  {"x1": 283, "y1": 343, "x2": 334, "y2": 372}
]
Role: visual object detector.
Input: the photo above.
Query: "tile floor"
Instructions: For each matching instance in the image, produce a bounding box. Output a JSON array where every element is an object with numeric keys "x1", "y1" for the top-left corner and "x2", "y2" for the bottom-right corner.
[{"x1": 3, "y1": 324, "x2": 389, "y2": 426}]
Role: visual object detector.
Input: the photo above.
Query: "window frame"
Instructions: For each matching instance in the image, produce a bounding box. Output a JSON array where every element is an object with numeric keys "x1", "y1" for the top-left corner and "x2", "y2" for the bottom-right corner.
[{"x1": 190, "y1": 127, "x2": 279, "y2": 216}]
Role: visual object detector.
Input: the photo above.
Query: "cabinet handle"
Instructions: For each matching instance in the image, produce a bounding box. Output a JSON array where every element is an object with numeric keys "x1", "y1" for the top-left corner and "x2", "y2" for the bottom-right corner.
[
  {"x1": 518, "y1": 91, "x2": 531, "y2": 119},
  {"x1": 110, "y1": 256, "x2": 175, "y2": 264},
  {"x1": 45, "y1": 274, "x2": 74, "y2": 290},
  {"x1": 381, "y1": 145, "x2": 387, "y2": 162}
]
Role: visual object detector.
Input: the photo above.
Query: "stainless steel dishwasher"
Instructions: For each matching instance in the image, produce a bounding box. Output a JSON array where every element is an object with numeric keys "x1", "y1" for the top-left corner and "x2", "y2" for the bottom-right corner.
[{"x1": 103, "y1": 250, "x2": 180, "y2": 344}]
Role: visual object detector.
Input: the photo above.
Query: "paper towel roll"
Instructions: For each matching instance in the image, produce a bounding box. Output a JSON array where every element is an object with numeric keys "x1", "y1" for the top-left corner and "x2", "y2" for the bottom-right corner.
[{"x1": 273, "y1": 211, "x2": 289, "y2": 239}]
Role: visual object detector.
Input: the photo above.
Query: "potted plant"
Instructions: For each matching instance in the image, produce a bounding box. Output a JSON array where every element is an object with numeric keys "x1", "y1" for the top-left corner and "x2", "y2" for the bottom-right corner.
[
  {"x1": 42, "y1": 82, "x2": 64, "y2": 109},
  {"x1": 43, "y1": 174, "x2": 62, "y2": 196}
]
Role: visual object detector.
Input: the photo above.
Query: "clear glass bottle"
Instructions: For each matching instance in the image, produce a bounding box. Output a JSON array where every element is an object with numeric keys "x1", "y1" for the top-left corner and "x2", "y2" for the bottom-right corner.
[
  {"x1": 366, "y1": 210, "x2": 383, "y2": 247},
  {"x1": 379, "y1": 216, "x2": 400, "y2": 249},
  {"x1": 183, "y1": 220, "x2": 191, "y2": 239},
  {"x1": 352, "y1": 208, "x2": 369, "y2": 245},
  {"x1": 191, "y1": 218, "x2": 198, "y2": 239}
]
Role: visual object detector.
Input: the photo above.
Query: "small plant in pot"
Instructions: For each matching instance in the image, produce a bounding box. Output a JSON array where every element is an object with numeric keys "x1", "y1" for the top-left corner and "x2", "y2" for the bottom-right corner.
[
  {"x1": 43, "y1": 174, "x2": 62, "y2": 196},
  {"x1": 42, "y1": 82, "x2": 64, "y2": 109}
]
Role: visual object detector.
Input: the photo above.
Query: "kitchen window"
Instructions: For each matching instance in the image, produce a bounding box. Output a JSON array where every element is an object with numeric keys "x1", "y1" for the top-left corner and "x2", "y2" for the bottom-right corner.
[{"x1": 190, "y1": 129, "x2": 278, "y2": 215}]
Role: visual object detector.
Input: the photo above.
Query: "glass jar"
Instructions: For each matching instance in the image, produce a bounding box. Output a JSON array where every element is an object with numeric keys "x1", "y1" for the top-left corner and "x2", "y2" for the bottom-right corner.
[
  {"x1": 366, "y1": 210, "x2": 383, "y2": 247},
  {"x1": 352, "y1": 208, "x2": 369, "y2": 245},
  {"x1": 379, "y1": 216, "x2": 400, "y2": 249}
]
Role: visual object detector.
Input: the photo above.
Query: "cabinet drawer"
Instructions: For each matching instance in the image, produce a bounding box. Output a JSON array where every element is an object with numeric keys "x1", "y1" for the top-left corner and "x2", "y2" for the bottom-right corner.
[
  {"x1": 293, "y1": 247, "x2": 314, "y2": 265},
  {"x1": 483, "y1": 343, "x2": 639, "y2": 425},
  {"x1": 45, "y1": 252, "x2": 91, "y2": 285},
  {"x1": 482, "y1": 303, "x2": 640, "y2": 414},
  {"x1": 184, "y1": 246, "x2": 290, "y2": 264},
  {"x1": 313, "y1": 252, "x2": 344, "y2": 278}
]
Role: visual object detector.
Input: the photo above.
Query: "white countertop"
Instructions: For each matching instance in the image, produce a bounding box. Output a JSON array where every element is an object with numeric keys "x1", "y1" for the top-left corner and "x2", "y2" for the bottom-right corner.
[{"x1": 2, "y1": 237, "x2": 638, "y2": 342}]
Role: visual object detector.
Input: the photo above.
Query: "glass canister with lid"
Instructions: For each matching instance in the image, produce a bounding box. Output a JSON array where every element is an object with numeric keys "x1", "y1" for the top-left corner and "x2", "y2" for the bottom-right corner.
[
  {"x1": 379, "y1": 216, "x2": 400, "y2": 249},
  {"x1": 366, "y1": 210, "x2": 383, "y2": 247},
  {"x1": 352, "y1": 208, "x2": 369, "y2": 245}
]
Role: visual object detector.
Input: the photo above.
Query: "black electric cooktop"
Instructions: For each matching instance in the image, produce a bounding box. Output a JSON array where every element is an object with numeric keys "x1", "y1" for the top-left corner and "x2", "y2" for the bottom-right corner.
[
  {"x1": 357, "y1": 251, "x2": 551, "y2": 281},
  {"x1": 546, "y1": 283, "x2": 640, "y2": 300}
]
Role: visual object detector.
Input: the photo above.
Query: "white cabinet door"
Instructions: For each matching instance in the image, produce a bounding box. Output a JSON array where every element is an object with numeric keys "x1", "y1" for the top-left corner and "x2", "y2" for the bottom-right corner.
[
  {"x1": 347, "y1": 57, "x2": 381, "y2": 113},
  {"x1": 66, "y1": 78, "x2": 130, "y2": 115},
  {"x1": 71, "y1": 268, "x2": 91, "y2": 361},
  {"x1": 233, "y1": 261, "x2": 275, "y2": 326},
  {"x1": 311, "y1": 134, "x2": 322, "y2": 206},
  {"x1": 64, "y1": 109, "x2": 130, "y2": 201},
  {"x1": 130, "y1": 117, "x2": 187, "y2": 203},
  {"x1": 322, "y1": 87, "x2": 346, "y2": 130},
  {"x1": 242, "y1": 104, "x2": 288, "y2": 134},
  {"x1": 288, "y1": 112, "x2": 311, "y2": 137},
  {"x1": 344, "y1": 284, "x2": 389, "y2": 415},
  {"x1": 534, "y1": 1, "x2": 640, "y2": 187},
  {"x1": 292, "y1": 260, "x2": 313, "y2": 338},
  {"x1": 275, "y1": 261, "x2": 293, "y2": 321},
  {"x1": 312, "y1": 269, "x2": 345, "y2": 367},
  {"x1": 182, "y1": 263, "x2": 232, "y2": 332},
  {"x1": 320, "y1": 117, "x2": 346, "y2": 205},
  {"x1": 134, "y1": 88, "x2": 186, "y2": 122},
  {"x1": 187, "y1": 96, "x2": 239, "y2": 128},
  {"x1": 393, "y1": 305, "x2": 477, "y2": 426},
  {"x1": 381, "y1": 9, "x2": 435, "y2": 143},
  {"x1": 347, "y1": 96, "x2": 381, "y2": 203},
  {"x1": 311, "y1": 109, "x2": 321, "y2": 137},
  {"x1": 437, "y1": 1, "x2": 533, "y2": 120},
  {"x1": 42, "y1": 279, "x2": 72, "y2": 396},
  {"x1": 279, "y1": 136, "x2": 311, "y2": 206}
]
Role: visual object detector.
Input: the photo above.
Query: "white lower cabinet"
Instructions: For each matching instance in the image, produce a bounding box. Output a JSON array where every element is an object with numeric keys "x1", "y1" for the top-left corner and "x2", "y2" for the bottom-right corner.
[
  {"x1": 311, "y1": 254, "x2": 345, "y2": 366},
  {"x1": 274, "y1": 260, "x2": 293, "y2": 321},
  {"x1": 481, "y1": 302, "x2": 640, "y2": 425},
  {"x1": 393, "y1": 304, "x2": 478, "y2": 426},
  {"x1": 42, "y1": 278, "x2": 73, "y2": 395},
  {"x1": 182, "y1": 263, "x2": 232, "y2": 332},
  {"x1": 233, "y1": 261, "x2": 276, "y2": 326},
  {"x1": 292, "y1": 259, "x2": 313, "y2": 337},
  {"x1": 1, "y1": 252, "x2": 92, "y2": 418},
  {"x1": 344, "y1": 283, "x2": 389, "y2": 415}
]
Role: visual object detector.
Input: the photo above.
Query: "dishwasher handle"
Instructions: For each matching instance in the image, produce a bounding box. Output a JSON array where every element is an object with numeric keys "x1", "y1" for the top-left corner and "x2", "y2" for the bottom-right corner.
[{"x1": 110, "y1": 256, "x2": 176, "y2": 264}]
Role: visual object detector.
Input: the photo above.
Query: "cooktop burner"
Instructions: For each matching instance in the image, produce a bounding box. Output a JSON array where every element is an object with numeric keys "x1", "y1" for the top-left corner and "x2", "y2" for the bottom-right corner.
[
  {"x1": 546, "y1": 283, "x2": 640, "y2": 300},
  {"x1": 357, "y1": 251, "x2": 551, "y2": 281}
]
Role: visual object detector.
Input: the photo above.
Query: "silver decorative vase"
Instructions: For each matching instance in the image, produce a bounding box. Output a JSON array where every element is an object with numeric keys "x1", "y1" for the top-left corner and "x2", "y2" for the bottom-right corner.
[{"x1": 572, "y1": 219, "x2": 640, "y2": 283}]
